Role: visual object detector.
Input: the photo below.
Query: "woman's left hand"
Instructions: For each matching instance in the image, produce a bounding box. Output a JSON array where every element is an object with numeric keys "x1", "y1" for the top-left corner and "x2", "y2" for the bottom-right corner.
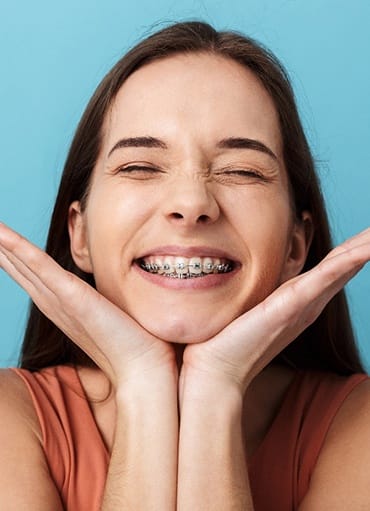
[{"x1": 180, "y1": 227, "x2": 370, "y2": 397}]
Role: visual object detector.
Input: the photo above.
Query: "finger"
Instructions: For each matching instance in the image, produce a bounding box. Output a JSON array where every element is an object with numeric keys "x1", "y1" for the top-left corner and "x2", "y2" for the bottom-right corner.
[
  {"x1": 323, "y1": 227, "x2": 370, "y2": 261},
  {"x1": 0, "y1": 224, "x2": 74, "y2": 300},
  {"x1": 257, "y1": 238, "x2": 369, "y2": 340},
  {"x1": 274, "y1": 227, "x2": 370, "y2": 312},
  {"x1": 0, "y1": 229, "x2": 150, "y2": 354},
  {"x1": 0, "y1": 249, "x2": 39, "y2": 297},
  {"x1": 0, "y1": 244, "x2": 83, "y2": 332},
  {"x1": 0, "y1": 228, "x2": 108, "y2": 335},
  {"x1": 0, "y1": 245, "x2": 95, "y2": 354},
  {"x1": 0, "y1": 224, "x2": 174, "y2": 384},
  {"x1": 0, "y1": 229, "x2": 115, "y2": 370},
  {"x1": 204, "y1": 233, "x2": 370, "y2": 385}
]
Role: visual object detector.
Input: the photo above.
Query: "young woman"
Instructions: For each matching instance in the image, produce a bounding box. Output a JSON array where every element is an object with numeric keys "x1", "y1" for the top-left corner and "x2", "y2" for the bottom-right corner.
[{"x1": 0, "y1": 21, "x2": 370, "y2": 511}]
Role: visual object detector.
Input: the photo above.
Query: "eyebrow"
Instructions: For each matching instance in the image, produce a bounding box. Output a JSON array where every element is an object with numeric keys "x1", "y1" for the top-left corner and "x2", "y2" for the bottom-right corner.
[
  {"x1": 216, "y1": 137, "x2": 277, "y2": 160},
  {"x1": 108, "y1": 135, "x2": 277, "y2": 160},
  {"x1": 108, "y1": 136, "x2": 167, "y2": 156}
]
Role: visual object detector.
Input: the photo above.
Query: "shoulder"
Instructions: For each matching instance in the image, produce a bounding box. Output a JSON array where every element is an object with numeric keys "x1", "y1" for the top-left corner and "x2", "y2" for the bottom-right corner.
[
  {"x1": 299, "y1": 374, "x2": 370, "y2": 510},
  {"x1": 0, "y1": 368, "x2": 41, "y2": 439},
  {"x1": 0, "y1": 368, "x2": 63, "y2": 509},
  {"x1": 318, "y1": 374, "x2": 370, "y2": 456}
]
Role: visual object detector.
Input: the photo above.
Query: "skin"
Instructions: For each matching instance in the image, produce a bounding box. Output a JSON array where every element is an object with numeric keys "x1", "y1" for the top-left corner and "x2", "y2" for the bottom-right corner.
[
  {"x1": 1, "y1": 53, "x2": 370, "y2": 510},
  {"x1": 68, "y1": 53, "x2": 311, "y2": 344}
]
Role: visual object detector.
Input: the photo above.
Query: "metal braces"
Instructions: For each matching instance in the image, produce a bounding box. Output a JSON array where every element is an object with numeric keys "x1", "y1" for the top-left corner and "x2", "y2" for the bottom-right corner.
[{"x1": 140, "y1": 260, "x2": 232, "y2": 275}]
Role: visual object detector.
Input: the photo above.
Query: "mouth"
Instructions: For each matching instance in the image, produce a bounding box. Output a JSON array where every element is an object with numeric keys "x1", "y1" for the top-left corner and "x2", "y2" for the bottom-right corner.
[{"x1": 136, "y1": 255, "x2": 235, "y2": 279}]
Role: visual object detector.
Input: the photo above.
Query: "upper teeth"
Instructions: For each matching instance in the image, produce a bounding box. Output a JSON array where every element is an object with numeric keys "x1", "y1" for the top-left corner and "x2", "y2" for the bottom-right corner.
[{"x1": 140, "y1": 256, "x2": 232, "y2": 277}]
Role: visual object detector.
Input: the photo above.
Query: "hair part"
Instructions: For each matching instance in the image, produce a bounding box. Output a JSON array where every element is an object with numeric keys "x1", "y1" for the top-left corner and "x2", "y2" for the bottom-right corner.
[{"x1": 20, "y1": 21, "x2": 364, "y2": 375}]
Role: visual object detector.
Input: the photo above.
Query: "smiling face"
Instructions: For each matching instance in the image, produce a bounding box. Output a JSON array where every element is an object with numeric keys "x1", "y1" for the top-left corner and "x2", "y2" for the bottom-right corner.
[{"x1": 68, "y1": 52, "x2": 311, "y2": 343}]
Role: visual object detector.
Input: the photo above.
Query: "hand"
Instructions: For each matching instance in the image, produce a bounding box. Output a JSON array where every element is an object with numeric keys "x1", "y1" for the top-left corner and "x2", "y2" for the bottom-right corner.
[
  {"x1": 0, "y1": 223, "x2": 177, "y2": 387},
  {"x1": 180, "y1": 228, "x2": 370, "y2": 396}
]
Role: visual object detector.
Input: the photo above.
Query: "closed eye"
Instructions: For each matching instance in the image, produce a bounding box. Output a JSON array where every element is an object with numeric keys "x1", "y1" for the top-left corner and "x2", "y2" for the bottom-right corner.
[
  {"x1": 224, "y1": 169, "x2": 265, "y2": 178},
  {"x1": 116, "y1": 165, "x2": 163, "y2": 178},
  {"x1": 214, "y1": 169, "x2": 269, "y2": 183}
]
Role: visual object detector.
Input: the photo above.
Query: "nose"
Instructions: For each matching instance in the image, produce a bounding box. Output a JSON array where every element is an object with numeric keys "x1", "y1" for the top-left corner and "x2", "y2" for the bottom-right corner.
[{"x1": 163, "y1": 177, "x2": 220, "y2": 227}]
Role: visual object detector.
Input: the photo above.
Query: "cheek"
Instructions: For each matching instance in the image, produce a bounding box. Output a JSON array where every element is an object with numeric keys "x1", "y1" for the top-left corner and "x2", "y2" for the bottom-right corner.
[
  {"x1": 234, "y1": 195, "x2": 293, "y2": 290},
  {"x1": 82, "y1": 186, "x2": 160, "y2": 297},
  {"x1": 233, "y1": 192, "x2": 292, "y2": 249},
  {"x1": 85, "y1": 186, "x2": 153, "y2": 247},
  {"x1": 88, "y1": 176, "x2": 160, "y2": 217}
]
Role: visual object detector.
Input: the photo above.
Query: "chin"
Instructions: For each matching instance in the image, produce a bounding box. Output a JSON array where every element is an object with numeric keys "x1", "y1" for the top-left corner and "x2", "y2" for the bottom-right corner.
[{"x1": 136, "y1": 312, "x2": 226, "y2": 344}]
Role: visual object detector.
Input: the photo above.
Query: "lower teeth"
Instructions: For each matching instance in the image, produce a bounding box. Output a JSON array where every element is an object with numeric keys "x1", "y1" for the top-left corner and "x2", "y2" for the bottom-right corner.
[
  {"x1": 139, "y1": 262, "x2": 232, "y2": 277},
  {"x1": 160, "y1": 272, "x2": 210, "y2": 279}
]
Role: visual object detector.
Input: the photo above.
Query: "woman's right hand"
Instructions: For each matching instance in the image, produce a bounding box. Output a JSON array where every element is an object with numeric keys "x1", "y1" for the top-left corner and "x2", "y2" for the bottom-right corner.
[
  {"x1": 0, "y1": 222, "x2": 180, "y2": 510},
  {"x1": 0, "y1": 223, "x2": 177, "y2": 387}
]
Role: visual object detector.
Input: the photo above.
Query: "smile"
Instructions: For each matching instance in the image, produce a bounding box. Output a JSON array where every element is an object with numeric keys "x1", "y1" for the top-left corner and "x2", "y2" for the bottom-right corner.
[{"x1": 138, "y1": 256, "x2": 233, "y2": 279}]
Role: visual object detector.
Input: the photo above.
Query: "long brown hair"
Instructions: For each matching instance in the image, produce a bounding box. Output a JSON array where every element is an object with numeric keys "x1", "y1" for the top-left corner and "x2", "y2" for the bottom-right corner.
[{"x1": 20, "y1": 21, "x2": 364, "y2": 374}]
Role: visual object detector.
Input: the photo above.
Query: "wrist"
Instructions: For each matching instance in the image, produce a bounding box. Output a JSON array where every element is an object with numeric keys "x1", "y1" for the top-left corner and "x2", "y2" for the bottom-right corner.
[
  {"x1": 182, "y1": 343, "x2": 257, "y2": 398},
  {"x1": 115, "y1": 366, "x2": 178, "y2": 406},
  {"x1": 179, "y1": 364, "x2": 244, "y2": 412}
]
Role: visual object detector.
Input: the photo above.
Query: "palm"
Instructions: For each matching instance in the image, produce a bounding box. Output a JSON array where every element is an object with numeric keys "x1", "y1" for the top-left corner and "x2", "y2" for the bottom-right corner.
[
  {"x1": 183, "y1": 228, "x2": 370, "y2": 392},
  {"x1": 0, "y1": 224, "x2": 176, "y2": 386}
]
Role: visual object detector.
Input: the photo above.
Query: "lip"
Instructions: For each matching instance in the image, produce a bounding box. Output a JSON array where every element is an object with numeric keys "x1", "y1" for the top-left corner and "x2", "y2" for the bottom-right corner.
[
  {"x1": 134, "y1": 263, "x2": 239, "y2": 289},
  {"x1": 133, "y1": 245, "x2": 241, "y2": 289},
  {"x1": 133, "y1": 259, "x2": 240, "y2": 291},
  {"x1": 136, "y1": 245, "x2": 239, "y2": 262}
]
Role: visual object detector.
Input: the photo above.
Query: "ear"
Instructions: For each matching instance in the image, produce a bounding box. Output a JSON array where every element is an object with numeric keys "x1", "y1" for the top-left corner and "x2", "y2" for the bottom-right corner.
[
  {"x1": 68, "y1": 201, "x2": 93, "y2": 273},
  {"x1": 281, "y1": 211, "x2": 314, "y2": 282}
]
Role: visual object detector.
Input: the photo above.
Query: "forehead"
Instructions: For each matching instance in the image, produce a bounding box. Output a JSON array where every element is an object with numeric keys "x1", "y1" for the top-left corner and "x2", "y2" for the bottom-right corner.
[{"x1": 103, "y1": 53, "x2": 282, "y2": 156}]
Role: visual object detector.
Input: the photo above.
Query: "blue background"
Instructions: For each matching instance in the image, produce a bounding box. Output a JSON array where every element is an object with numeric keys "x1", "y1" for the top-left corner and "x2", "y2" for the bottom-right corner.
[{"x1": 0, "y1": 0, "x2": 369, "y2": 368}]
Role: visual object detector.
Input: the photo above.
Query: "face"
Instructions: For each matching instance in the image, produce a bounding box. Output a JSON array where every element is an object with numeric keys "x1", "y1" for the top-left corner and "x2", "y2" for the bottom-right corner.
[{"x1": 69, "y1": 53, "x2": 310, "y2": 343}]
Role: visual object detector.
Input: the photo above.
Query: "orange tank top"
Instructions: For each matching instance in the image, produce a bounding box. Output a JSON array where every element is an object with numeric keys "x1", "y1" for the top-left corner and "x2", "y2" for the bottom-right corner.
[
  {"x1": 12, "y1": 365, "x2": 109, "y2": 511},
  {"x1": 12, "y1": 365, "x2": 368, "y2": 511},
  {"x1": 248, "y1": 369, "x2": 368, "y2": 510}
]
